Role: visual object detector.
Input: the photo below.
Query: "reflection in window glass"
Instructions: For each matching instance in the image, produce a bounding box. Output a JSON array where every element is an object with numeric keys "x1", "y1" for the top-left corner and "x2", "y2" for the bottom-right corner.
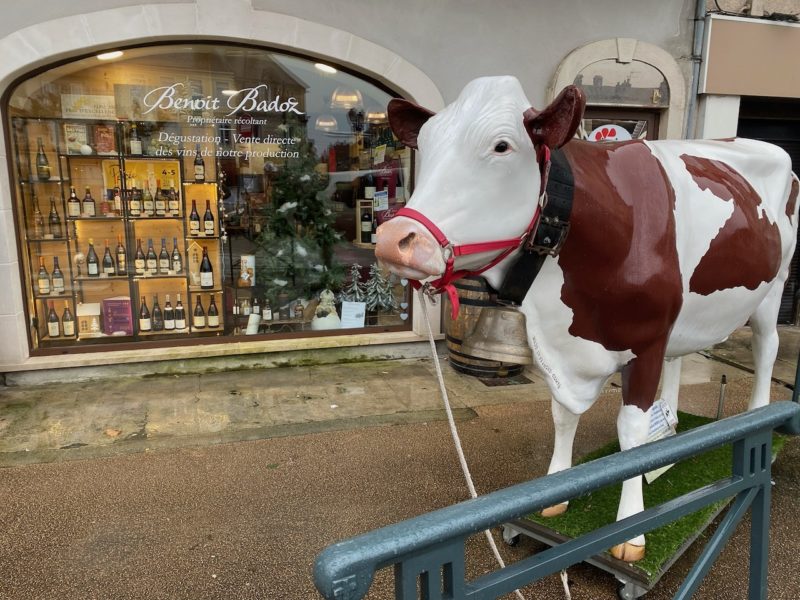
[
  {"x1": 574, "y1": 59, "x2": 669, "y2": 108},
  {"x1": 6, "y1": 44, "x2": 412, "y2": 352}
]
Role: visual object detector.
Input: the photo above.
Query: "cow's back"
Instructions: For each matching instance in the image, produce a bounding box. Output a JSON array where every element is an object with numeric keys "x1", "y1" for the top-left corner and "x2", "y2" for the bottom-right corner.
[{"x1": 644, "y1": 138, "x2": 798, "y2": 355}]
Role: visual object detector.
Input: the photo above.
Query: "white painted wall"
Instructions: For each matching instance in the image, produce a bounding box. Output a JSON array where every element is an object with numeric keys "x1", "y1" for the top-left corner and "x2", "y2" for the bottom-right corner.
[{"x1": 694, "y1": 94, "x2": 741, "y2": 139}]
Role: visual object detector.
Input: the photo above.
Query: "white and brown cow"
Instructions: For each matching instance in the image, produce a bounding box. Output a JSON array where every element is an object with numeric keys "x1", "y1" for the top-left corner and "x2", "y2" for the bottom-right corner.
[{"x1": 376, "y1": 76, "x2": 800, "y2": 561}]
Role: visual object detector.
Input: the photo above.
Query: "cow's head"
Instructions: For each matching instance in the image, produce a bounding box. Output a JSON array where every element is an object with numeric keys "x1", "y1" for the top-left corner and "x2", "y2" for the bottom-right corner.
[{"x1": 375, "y1": 77, "x2": 585, "y2": 286}]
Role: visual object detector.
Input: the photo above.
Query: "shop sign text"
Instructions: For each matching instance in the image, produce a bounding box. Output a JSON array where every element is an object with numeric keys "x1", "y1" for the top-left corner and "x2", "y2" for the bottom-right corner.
[{"x1": 142, "y1": 83, "x2": 303, "y2": 117}]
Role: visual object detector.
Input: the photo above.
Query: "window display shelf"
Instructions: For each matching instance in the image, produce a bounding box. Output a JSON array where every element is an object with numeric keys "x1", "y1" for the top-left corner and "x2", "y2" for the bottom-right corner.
[
  {"x1": 68, "y1": 216, "x2": 125, "y2": 221},
  {"x1": 34, "y1": 292, "x2": 73, "y2": 300},
  {"x1": 129, "y1": 215, "x2": 183, "y2": 221},
  {"x1": 74, "y1": 275, "x2": 129, "y2": 282},
  {"x1": 133, "y1": 274, "x2": 186, "y2": 280},
  {"x1": 138, "y1": 328, "x2": 191, "y2": 337},
  {"x1": 27, "y1": 237, "x2": 70, "y2": 244}
]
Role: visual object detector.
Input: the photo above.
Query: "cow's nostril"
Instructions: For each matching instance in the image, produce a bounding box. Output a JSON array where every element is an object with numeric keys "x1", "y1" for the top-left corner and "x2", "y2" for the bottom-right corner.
[{"x1": 398, "y1": 232, "x2": 416, "y2": 250}]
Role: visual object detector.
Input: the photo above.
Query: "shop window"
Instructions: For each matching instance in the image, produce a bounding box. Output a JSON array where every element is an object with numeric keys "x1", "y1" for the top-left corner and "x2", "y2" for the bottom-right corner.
[{"x1": 4, "y1": 43, "x2": 412, "y2": 353}]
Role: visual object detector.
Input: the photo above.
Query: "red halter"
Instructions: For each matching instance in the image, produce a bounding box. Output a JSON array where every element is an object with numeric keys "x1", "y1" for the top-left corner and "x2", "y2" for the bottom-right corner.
[{"x1": 397, "y1": 146, "x2": 551, "y2": 319}]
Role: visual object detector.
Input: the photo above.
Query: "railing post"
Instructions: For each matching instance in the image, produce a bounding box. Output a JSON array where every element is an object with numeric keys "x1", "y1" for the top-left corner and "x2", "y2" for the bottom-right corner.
[
  {"x1": 732, "y1": 430, "x2": 773, "y2": 600},
  {"x1": 393, "y1": 539, "x2": 466, "y2": 600}
]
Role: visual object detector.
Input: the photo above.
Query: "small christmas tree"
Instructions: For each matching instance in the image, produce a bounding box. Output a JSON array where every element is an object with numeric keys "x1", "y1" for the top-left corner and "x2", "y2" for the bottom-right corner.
[
  {"x1": 339, "y1": 263, "x2": 367, "y2": 303},
  {"x1": 364, "y1": 263, "x2": 398, "y2": 312}
]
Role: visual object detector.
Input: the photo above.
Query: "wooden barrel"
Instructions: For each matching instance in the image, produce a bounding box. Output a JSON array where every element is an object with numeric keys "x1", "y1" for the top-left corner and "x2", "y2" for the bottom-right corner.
[{"x1": 444, "y1": 276, "x2": 524, "y2": 378}]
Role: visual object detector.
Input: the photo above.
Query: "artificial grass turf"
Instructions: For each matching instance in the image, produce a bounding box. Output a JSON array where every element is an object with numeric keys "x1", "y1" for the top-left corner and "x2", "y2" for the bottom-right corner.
[{"x1": 525, "y1": 412, "x2": 787, "y2": 581}]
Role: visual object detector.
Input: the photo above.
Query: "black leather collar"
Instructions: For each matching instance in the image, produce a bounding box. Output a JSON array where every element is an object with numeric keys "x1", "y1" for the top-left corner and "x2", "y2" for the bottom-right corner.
[{"x1": 496, "y1": 146, "x2": 574, "y2": 305}]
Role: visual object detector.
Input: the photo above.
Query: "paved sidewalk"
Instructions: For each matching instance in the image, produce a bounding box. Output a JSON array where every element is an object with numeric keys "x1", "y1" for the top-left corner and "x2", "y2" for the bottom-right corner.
[{"x1": 0, "y1": 326, "x2": 797, "y2": 599}]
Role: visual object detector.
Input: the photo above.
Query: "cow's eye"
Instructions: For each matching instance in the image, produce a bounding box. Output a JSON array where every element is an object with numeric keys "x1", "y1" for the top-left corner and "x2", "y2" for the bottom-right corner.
[{"x1": 493, "y1": 141, "x2": 511, "y2": 154}]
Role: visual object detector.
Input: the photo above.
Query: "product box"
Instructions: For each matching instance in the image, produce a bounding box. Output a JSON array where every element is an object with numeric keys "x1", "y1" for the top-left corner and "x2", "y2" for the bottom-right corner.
[
  {"x1": 76, "y1": 302, "x2": 102, "y2": 338},
  {"x1": 63, "y1": 123, "x2": 89, "y2": 154},
  {"x1": 102, "y1": 296, "x2": 133, "y2": 335}
]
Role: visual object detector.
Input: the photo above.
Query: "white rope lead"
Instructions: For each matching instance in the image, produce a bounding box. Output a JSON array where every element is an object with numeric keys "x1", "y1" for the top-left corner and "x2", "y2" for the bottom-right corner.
[{"x1": 418, "y1": 290, "x2": 527, "y2": 600}]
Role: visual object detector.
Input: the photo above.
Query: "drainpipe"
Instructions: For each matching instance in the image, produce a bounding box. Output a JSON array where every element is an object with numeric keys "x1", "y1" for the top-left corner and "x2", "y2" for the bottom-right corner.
[{"x1": 684, "y1": 0, "x2": 707, "y2": 138}]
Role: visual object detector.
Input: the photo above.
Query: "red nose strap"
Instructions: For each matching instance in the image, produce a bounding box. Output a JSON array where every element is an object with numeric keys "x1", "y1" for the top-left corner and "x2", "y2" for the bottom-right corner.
[{"x1": 395, "y1": 145, "x2": 550, "y2": 319}]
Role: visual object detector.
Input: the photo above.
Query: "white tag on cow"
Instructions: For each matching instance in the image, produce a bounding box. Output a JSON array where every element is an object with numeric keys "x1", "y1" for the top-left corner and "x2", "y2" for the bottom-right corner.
[{"x1": 644, "y1": 400, "x2": 678, "y2": 484}]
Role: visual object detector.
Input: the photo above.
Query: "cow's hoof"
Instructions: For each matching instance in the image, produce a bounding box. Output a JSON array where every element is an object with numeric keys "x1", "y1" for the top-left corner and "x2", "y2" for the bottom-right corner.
[
  {"x1": 540, "y1": 503, "x2": 568, "y2": 517},
  {"x1": 610, "y1": 542, "x2": 646, "y2": 562}
]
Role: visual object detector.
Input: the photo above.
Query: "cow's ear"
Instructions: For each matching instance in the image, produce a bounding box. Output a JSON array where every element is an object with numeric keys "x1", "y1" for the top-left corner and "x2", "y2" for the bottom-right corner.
[
  {"x1": 523, "y1": 85, "x2": 586, "y2": 148},
  {"x1": 388, "y1": 98, "x2": 435, "y2": 149}
]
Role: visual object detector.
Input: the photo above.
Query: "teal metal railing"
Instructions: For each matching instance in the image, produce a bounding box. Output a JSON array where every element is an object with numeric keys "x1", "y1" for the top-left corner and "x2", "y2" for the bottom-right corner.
[{"x1": 314, "y1": 400, "x2": 800, "y2": 600}]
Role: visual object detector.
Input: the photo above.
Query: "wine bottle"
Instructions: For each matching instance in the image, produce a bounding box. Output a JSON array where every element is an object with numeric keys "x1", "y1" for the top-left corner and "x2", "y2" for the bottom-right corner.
[
  {"x1": 102, "y1": 239, "x2": 115, "y2": 275},
  {"x1": 48, "y1": 198, "x2": 62, "y2": 238},
  {"x1": 46, "y1": 301, "x2": 60, "y2": 337},
  {"x1": 371, "y1": 217, "x2": 377, "y2": 244},
  {"x1": 86, "y1": 238, "x2": 100, "y2": 277},
  {"x1": 262, "y1": 298, "x2": 272, "y2": 321},
  {"x1": 67, "y1": 186, "x2": 81, "y2": 218},
  {"x1": 83, "y1": 187, "x2": 96, "y2": 217},
  {"x1": 168, "y1": 183, "x2": 180, "y2": 216},
  {"x1": 113, "y1": 186, "x2": 123, "y2": 215},
  {"x1": 364, "y1": 172, "x2": 376, "y2": 200},
  {"x1": 163, "y1": 294, "x2": 175, "y2": 330},
  {"x1": 115, "y1": 234, "x2": 127, "y2": 275},
  {"x1": 194, "y1": 144, "x2": 205, "y2": 182},
  {"x1": 146, "y1": 238, "x2": 158, "y2": 275},
  {"x1": 129, "y1": 124, "x2": 142, "y2": 155},
  {"x1": 99, "y1": 190, "x2": 112, "y2": 216},
  {"x1": 37, "y1": 257, "x2": 50, "y2": 295},
  {"x1": 134, "y1": 239, "x2": 146, "y2": 276},
  {"x1": 360, "y1": 208, "x2": 372, "y2": 243},
  {"x1": 52, "y1": 257, "x2": 65, "y2": 294},
  {"x1": 174, "y1": 293, "x2": 186, "y2": 329},
  {"x1": 62, "y1": 301, "x2": 75, "y2": 337},
  {"x1": 158, "y1": 238, "x2": 170, "y2": 274},
  {"x1": 32, "y1": 195, "x2": 45, "y2": 239},
  {"x1": 138, "y1": 296, "x2": 151, "y2": 331},
  {"x1": 252, "y1": 296, "x2": 261, "y2": 315},
  {"x1": 36, "y1": 137, "x2": 51, "y2": 181},
  {"x1": 142, "y1": 186, "x2": 155, "y2": 217},
  {"x1": 193, "y1": 296, "x2": 206, "y2": 329},
  {"x1": 151, "y1": 295, "x2": 164, "y2": 332},
  {"x1": 171, "y1": 238, "x2": 183, "y2": 274},
  {"x1": 200, "y1": 246, "x2": 213, "y2": 289},
  {"x1": 207, "y1": 296, "x2": 220, "y2": 327},
  {"x1": 189, "y1": 200, "x2": 201, "y2": 236},
  {"x1": 129, "y1": 181, "x2": 142, "y2": 217},
  {"x1": 203, "y1": 200, "x2": 214, "y2": 236},
  {"x1": 154, "y1": 181, "x2": 166, "y2": 217}
]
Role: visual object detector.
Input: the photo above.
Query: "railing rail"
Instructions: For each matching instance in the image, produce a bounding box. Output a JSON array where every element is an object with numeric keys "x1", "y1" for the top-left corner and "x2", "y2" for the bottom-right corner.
[{"x1": 314, "y1": 401, "x2": 800, "y2": 600}]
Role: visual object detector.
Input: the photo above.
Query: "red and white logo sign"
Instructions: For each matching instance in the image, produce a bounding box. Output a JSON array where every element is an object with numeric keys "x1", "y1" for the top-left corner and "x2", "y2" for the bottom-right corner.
[{"x1": 588, "y1": 124, "x2": 632, "y2": 142}]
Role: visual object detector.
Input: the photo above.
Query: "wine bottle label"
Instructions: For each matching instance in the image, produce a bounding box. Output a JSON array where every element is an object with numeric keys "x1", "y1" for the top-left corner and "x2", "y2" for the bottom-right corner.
[
  {"x1": 68, "y1": 203, "x2": 81, "y2": 217},
  {"x1": 195, "y1": 166, "x2": 205, "y2": 179},
  {"x1": 139, "y1": 317, "x2": 151, "y2": 331},
  {"x1": 53, "y1": 278, "x2": 64, "y2": 294},
  {"x1": 175, "y1": 317, "x2": 186, "y2": 329},
  {"x1": 204, "y1": 221, "x2": 214, "y2": 236},
  {"x1": 130, "y1": 200, "x2": 141, "y2": 214},
  {"x1": 263, "y1": 308, "x2": 272, "y2": 320},
  {"x1": 88, "y1": 263, "x2": 99, "y2": 276},
  {"x1": 190, "y1": 221, "x2": 200, "y2": 235},
  {"x1": 47, "y1": 321, "x2": 60, "y2": 337},
  {"x1": 63, "y1": 320, "x2": 75, "y2": 337},
  {"x1": 361, "y1": 222, "x2": 371, "y2": 232},
  {"x1": 85, "y1": 204, "x2": 96, "y2": 217},
  {"x1": 103, "y1": 266, "x2": 114, "y2": 275},
  {"x1": 159, "y1": 259, "x2": 170, "y2": 271},
  {"x1": 146, "y1": 259, "x2": 157, "y2": 272},
  {"x1": 168, "y1": 200, "x2": 180, "y2": 214},
  {"x1": 365, "y1": 186, "x2": 376, "y2": 199},
  {"x1": 130, "y1": 140, "x2": 142, "y2": 155},
  {"x1": 194, "y1": 315, "x2": 206, "y2": 328},
  {"x1": 38, "y1": 277, "x2": 50, "y2": 294},
  {"x1": 134, "y1": 259, "x2": 145, "y2": 274},
  {"x1": 172, "y1": 260, "x2": 182, "y2": 273},
  {"x1": 208, "y1": 315, "x2": 220, "y2": 327},
  {"x1": 371, "y1": 232, "x2": 377, "y2": 244},
  {"x1": 155, "y1": 199, "x2": 166, "y2": 213},
  {"x1": 164, "y1": 318, "x2": 175, "y2": 330},
  {"x1": 117, "y1": 255, "x2": 126, "y2": 270},
  {"x1": 144, "y1": 200, "x2": 154, "y2": 213},
  {"x1": 200, "y1": 272, "x2": 213, "y2": 287}
]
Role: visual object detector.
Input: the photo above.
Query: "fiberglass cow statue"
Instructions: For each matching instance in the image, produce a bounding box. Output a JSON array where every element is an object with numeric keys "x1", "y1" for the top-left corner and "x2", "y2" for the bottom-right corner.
[{"x1": 375, "y1": 76, "x2": 800, "y2": 562}]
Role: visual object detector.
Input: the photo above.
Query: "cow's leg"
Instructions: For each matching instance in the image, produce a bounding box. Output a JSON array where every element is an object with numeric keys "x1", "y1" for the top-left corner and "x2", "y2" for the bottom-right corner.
[
  {"x1": 611, "y1": 344, "x2": 667, "y2": 562},
  {"x1": 748, "y1": 285, "x2": 783, "y2": 410},
  {"x1": 541, "y1": 397, "x2": 581, "y2": 517},
  {"x1": 661, "y1": 356, "x2": 682, "y2": 415}
]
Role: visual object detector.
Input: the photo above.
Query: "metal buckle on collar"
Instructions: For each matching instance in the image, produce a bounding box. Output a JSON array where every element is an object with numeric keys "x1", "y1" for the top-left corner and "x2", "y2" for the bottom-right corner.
[{"x1": 526, "y1": 216, "x2": 571, "y2": 256}]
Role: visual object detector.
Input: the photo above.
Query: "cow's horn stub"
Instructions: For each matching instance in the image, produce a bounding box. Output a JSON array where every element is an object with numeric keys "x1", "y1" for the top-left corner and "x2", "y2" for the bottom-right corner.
[
  {"x1": 524, "y1": 85, "x2": 586, "y2": 149},
  {"x1": 387, "y1": 98, "x2": 435, "y2": 149}
]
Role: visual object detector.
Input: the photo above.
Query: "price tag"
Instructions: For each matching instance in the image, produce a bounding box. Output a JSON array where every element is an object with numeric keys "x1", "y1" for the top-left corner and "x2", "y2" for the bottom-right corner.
[{"x1": 644, "y1": 399, "x2": 679, "y2": 484}]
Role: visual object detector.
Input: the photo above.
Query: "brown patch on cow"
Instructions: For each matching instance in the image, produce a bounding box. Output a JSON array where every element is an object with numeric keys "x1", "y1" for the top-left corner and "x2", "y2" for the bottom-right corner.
[
  {"x1": 786, "y1": 177, "x2": 799, "y2": 223},
  {"x1": 559, "y1": 141, "x2": 682, "y2": 410},
  {"x1": 681, "y1": 154, "x2": 782, "y2": 295}
]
